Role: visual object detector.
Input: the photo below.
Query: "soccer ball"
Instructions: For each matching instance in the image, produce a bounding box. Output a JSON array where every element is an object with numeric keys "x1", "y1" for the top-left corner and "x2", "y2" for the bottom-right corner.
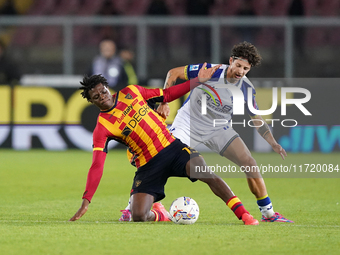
[{"x1": 169, "y1": 196, "x2": 199, "y2": 224}]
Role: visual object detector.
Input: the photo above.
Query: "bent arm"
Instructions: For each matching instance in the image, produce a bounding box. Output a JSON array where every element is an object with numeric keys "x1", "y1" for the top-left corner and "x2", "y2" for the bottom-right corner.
[
  {"x1": 163, "y1": 63, "x2": 221, "y2": 102},
  {"x1": 163, "y1": 66, "x2": 187, "y2": 89},
  {"x1": 139, "y1": 63, "x2": 220, "y2": 103},
  {"x1": 157, "y1": 66, "x2": 187, "y2": 118},
  {"x1": 163, "y1": 77, "x2": 200, "y2": 102}
]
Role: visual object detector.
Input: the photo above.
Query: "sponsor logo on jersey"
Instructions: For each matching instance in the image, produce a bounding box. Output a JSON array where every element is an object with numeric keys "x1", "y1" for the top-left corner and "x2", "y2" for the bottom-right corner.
[
  {"x1": 117, "y1": 98, "x2": 138, "y2": 123},
  {"x1": 125, "y1": 93, "x2": 133, "y2": 99},
  {"x1": 119, "y1": 103, "x2": 151, "y2": 136},
  {"x1": 189, "y1": 65, "x2": 199, "y2": 71},
  {"x1": 198, "y1": 83, "x2": 223, "y2": 106},
  {"x1": 121, "y1": 126, "x2": 132, "y2": 136}
]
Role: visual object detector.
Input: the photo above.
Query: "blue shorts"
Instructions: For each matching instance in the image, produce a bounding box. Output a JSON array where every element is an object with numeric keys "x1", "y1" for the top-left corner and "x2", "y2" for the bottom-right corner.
[{"x1": 130, "y1": 139, "x2": 200, "y2": 202}]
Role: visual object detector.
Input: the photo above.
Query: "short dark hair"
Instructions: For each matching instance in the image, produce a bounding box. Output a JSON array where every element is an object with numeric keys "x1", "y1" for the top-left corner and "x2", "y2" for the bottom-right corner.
[
  {"x1": 79, "y1": 74, "x2": 109, "y2": 101},
  {"x1": 231, "y1": 41, "x2": 262, "y2": 67}
]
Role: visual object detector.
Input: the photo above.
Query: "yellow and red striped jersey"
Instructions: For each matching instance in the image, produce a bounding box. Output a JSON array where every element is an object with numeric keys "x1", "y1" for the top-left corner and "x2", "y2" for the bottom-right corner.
[{"x1": 92, "y1": 85, "x2": 175, "y2": 168}]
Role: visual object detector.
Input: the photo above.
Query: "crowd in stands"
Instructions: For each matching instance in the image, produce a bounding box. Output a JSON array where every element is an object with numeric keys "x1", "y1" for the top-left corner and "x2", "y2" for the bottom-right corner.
[
  {"x1": 2, "y1": 1, "x2": 338, "y2": 49},
  {"x1": 2, "y1": 0, "x2": 339, "y2": 49},
  {"x1": 2, "y1": 0, "x2": 338, "y2": 17},
  {"x1": 0, "y1": 0, "x2": 338, "y2": 79}
]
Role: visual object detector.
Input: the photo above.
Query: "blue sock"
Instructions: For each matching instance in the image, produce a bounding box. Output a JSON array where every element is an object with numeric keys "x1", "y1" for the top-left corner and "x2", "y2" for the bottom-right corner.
[{"x1": 257, "y1": 195, "x2": 274, "y2": 218}]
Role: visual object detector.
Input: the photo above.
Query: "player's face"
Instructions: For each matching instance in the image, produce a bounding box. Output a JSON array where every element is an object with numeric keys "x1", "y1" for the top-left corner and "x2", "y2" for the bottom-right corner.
[
  {"x1": 227, "y1": 57, "x2": 251, "y2": 83},
  {"x1": 89, "y1": 83, "x2": 114, "y2": 111}
]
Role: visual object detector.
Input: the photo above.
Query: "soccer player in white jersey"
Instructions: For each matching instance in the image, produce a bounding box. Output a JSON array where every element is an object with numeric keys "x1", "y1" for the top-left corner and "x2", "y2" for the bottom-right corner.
[{"x1": 120, "y1": 41, "x2": 293, "y2": 223}]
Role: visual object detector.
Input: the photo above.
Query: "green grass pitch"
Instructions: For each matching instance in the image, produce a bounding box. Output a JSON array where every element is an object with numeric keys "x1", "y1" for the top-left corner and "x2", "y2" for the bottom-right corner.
[{"x1": 0, "y1": 149, "x2": 339, "y2": 255}]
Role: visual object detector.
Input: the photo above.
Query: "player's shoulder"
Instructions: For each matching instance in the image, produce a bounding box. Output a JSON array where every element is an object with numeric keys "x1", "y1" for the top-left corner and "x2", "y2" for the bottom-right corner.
[
  {"x1": 125, "y1": 84, "x2": 139, "y2": 89},
  {"x1": 210, "y1": 64, "x2": 227, "y2": 80},
  {"x1": 241, "y1": 76, "x2": 255, "y2": 90},
  {"x1": 186, "y1": 63, "x2": 226, "y2": 80},
  {"x1": 121, "y1": 84, "x2": 142, "y2": 94}
]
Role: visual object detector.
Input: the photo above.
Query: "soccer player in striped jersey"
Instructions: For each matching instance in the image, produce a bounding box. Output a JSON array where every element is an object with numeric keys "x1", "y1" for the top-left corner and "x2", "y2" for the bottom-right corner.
[
  {"x1": 154, "y1": 41, "x2": 293, "y2": 223},
  {"x1": 69, "y1": 64, "x2": 259, "y2": 225}
]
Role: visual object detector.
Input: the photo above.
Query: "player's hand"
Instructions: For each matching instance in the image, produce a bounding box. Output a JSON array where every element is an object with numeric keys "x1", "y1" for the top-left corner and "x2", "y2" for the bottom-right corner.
[
  {"x1": 69, "y1": 198, "x2": 90, "y2": 221},
  {"x1": 156, "y1": 102, "x2": 170, "y2": 119},
  {"x1": 197, "y1": 63, "x2": 222, "y2": 83},
  {"x1": 272, "y1": 143, "x2": 287, "y2": 160}
]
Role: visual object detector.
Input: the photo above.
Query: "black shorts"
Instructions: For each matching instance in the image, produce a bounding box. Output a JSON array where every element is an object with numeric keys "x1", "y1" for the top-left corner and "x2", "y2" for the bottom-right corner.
[{"x1": 130, "y1": 139, "x2": 200, "y2": 202}]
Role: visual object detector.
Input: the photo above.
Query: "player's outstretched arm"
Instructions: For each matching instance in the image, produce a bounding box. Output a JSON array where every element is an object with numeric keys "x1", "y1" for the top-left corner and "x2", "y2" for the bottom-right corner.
[
  {"x1": 162, "y1": 63, "x2": 221, "y2": 103},
  {"x1": 157, "y1": 66, "x2": 187, "y2": 119},
  {"x1": 69, "y1": 198, "x2": 90, "y2": 221},
  {"x1": 163, "y1": 66, "x2": 187, "y2": 89},
  {"x1": 69, "y1": 151, "x2": 106, "y2": 221},
  {"x1": 250, "y1": 115, "x2": 287, "y2": 160},
  {"x1": 157, "y1": 63, "x2": 221, "y2": 118}
]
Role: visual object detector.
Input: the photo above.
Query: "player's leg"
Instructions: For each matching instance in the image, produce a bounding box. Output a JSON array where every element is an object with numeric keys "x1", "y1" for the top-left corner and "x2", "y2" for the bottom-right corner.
[
  {"x1": 186, "y1": 155, "x2": 234, "y2": 201},
  {"x1": 204, "y1": 130, "x2": 267, "y2": 199},
  {"x1": 129, "y1": 141, "x2": 185, "y2": 222},
  {"x1": 130, "y1": 193, "x2": 170, "y2": 222},
  {"x1": 119, "y1": 116, "x2": 192, "y2": 221},
  {"x1": 130, "y1": 193, "x2": 155, "y2": 221},
  {"x1": 185, "y1": 154, "x2": 258, "y2": 225},
  {"x1": 119, "y1": 148, "x2": 136, "y2": 221},
  {"x1": 222, "y1": 137, "x2": 267, "y2": 198},
  {"x1": 222, "y1": 137, "x2": 293, "y2": 223}
]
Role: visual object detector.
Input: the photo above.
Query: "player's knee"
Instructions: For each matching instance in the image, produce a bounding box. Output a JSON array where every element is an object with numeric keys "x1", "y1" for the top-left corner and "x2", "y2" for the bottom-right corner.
[
  {"x1": 241, "y1": 155, "x2": 257, "y2": 167},
  {"x1": 131, "y1": 210, "x2": 148, "y2": 222},
  {"x1": 198, "y1": 171, "x2": 221, "y2": 184},
  {"x1": 242, "y1": 156, "x2": 262, "y2": 178},
  {"x1": 186, "y1": 156, "x2": 207, "y2": 177}
]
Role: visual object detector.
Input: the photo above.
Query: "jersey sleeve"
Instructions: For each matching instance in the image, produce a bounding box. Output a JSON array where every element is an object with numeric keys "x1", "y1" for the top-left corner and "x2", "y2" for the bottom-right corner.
[
  {"x1": 82, "y1": 123, "x2": 110, "y2": 202},
  {"x1": 82, "y1": 150, "x2": 107, "y2": 202},
  {"x1": 134, "y1": 85, "x2": 164, "y2": 103},
  {"x1": 132, "y1": 78, "x2": 201, "y2": 104},
  {"x1": 185, "y1": 63, "x2": 212, "y2": 80},
  {"x1": 185, "y1": 63, "x2": 222, "y2": 83},
  {"x1": 133, "y1": 79, "x2": 201, "y2": 104},
  {"x1": 92, "y1": 122, "x2": 111, "y2": 153},
  {"x1": 162, "y1": 78, "x2": 200, "y2": 102}
]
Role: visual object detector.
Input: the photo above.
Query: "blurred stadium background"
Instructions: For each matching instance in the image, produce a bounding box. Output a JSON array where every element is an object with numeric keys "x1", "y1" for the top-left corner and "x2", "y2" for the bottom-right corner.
[{"x1": 0, "y1": 0, "x2": 339, "y2": 152}]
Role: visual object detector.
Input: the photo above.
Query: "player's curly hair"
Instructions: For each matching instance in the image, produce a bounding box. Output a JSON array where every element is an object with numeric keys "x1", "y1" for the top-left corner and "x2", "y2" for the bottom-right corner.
[
  {"x1": 79, "y1": 74, "x2": 109, "y2": 102},
  {"x1": 231, "y1": 41, "x2": 262, "y2": 67}
]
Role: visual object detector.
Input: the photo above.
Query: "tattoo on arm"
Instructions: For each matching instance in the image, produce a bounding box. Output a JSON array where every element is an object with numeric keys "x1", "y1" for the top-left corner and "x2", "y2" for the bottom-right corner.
[
  {"x1": 258, "y1": 122, "x2": 270, "y2": 139},
  {"x1": 165, "y1": 80, "x2": 176, "y2": 89},
  {"x1": 163, "y1": 72, "x2": 176, "y2": 89}
]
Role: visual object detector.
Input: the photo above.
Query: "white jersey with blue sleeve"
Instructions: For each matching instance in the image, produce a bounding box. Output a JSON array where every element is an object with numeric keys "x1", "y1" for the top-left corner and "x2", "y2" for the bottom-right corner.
[{"x1": 170, "y1": 63, "x2": 259, "y2": 155}]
